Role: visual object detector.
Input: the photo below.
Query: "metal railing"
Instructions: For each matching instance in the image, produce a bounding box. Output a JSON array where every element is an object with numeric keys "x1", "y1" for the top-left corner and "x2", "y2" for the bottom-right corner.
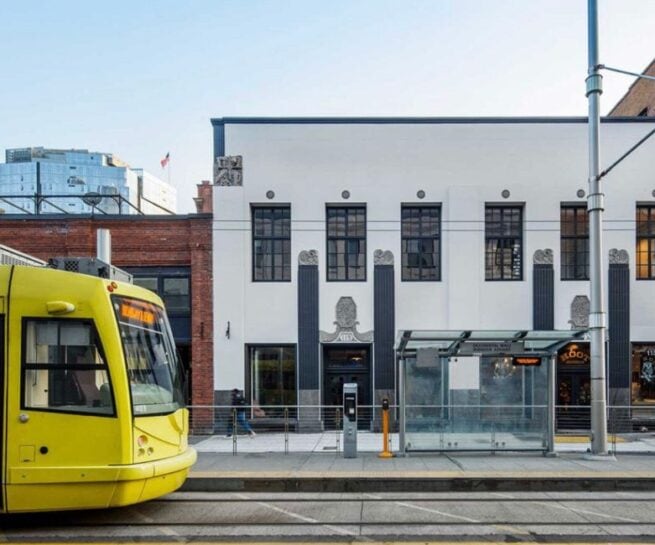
[
  {"x1": 186, "y1": 404, "x2": 655, "y2": 455},
  {"x1": 188, "y1": 404, "x2": 396, "y2": 455},
  {"x1": 0, "y1": 193, "x2": 174, "y2": 215}
]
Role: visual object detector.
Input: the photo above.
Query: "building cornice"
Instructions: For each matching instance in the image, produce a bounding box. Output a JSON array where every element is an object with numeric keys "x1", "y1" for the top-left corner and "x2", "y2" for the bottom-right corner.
[{"x1": 211, "y1": 116, "x2": 655, "y2": 126}]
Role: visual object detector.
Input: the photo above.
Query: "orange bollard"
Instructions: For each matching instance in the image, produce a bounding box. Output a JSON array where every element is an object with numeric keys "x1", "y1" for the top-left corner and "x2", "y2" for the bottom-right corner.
[{"x1": 378, "y1": 398, "x2": 394, "y2": 459}]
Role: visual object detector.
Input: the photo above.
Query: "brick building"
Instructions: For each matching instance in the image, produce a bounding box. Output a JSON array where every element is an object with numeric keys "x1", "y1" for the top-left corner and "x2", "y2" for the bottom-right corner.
[
  {"x1": 0, "y1": 213, "x2": 213, "y2": 430},
  {"x1": 609, "y1": 58, "x2": 655, "y2": 116}
]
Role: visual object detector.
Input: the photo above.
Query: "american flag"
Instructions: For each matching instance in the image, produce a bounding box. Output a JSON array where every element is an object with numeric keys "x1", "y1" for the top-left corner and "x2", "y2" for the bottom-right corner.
[{"x1": 160, "y1": 152, "x2": 170, "y2": 168}]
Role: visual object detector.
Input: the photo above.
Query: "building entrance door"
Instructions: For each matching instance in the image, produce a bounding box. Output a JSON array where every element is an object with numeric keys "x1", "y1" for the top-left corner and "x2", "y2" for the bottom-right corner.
[
  {"x1": 556, "y1": 370, "x2": 591, "y2": 430},
  {"x1": 556, "y1": 343, "x2": 591, "y2": 431},
  {"x1": 323, "y1": 346, "x2": 371, "y2": 428}
]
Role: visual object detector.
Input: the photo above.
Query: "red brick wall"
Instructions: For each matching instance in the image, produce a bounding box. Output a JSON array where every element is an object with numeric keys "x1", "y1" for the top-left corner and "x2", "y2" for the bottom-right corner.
[
  {"x1": 609, "y1": 58, "x2": 655, "y2": 117},
  {"x1": 194, "y1": 181, "x2": 213, "y2": 214},
  {"x1": 0, "y1": 215, "x2": 214, "y2": 421}
]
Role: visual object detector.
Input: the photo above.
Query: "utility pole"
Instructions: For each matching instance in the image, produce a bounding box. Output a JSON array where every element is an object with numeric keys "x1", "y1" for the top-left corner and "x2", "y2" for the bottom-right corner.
[{"x1": 586, "y1": 0, "x2": 608, "y2": 455}]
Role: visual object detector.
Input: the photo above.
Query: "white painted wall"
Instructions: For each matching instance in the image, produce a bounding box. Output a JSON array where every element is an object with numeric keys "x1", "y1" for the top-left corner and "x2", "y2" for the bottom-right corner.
[{"x1": 212, "y1": 120, "x2": 655, "y2": 391}]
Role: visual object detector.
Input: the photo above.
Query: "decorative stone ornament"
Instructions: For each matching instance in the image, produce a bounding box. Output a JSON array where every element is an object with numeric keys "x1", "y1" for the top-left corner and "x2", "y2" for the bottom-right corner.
[
  {"x1": 374, "y1": 249, "x2": 394, "y2": 265},
  {"x1": 266, "y1": 190, "x2": 275, "y2": 199},
  {"x1": 341, "y1": 190, "x2": 350, "y2": 199},
  {"x1": 501, "y1": 189, "x2": 511, "y2": 199},
  {"x1": 320, "y1": 296, "x2": 373, "y2": 343},
  {"x1": 214, "y1": 156, "x2": 243, "y2": 186},
  {"x1": 577, "y1": 189, "x2": 586, "y2": 198},
  {"x1": 417, "y1": 190, "x2": 426, "y2": 199},
  {"x1": 609, "y1": 248, "x2": 629, "y2": 265},
  {"x1": 569, "y1": 295, "x2": 590, "y2": 330},
  {"x1": 533, "y1": 249, "x2": 553, "y2": 265},
  {"x1": 298, "y1": 249, "x2": 318, "y2": 266}
]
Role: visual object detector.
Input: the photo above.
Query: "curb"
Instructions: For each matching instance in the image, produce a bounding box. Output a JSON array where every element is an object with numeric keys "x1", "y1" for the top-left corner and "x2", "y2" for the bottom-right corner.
[{"x1": 181, "y1": 475, "x2": 655, "y2": 493}]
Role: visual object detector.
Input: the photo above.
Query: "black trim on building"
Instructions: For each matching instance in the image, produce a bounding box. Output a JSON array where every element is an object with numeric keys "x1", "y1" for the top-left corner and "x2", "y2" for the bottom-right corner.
[
  {"x1": 609, "y1": 262, "x2": 631, "y2": 392},
  {"x1": 213, "y1": 122, "x2": 225, "y2": 159},
  {"x1": 533, "y1": 263, "x2": 554, "y2": 330},
  {"x1": 298, "y1": 263, "x2": 319, "y2": 389},
  {"x1": 374, "y1": 264, "x2": 395, "y2": 390}
]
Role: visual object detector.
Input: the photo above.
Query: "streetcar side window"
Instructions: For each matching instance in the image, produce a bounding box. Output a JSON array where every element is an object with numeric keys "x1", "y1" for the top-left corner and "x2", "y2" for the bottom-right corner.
[{"x1": 22, "y1": 320, "x2": 115, "y2": 416}]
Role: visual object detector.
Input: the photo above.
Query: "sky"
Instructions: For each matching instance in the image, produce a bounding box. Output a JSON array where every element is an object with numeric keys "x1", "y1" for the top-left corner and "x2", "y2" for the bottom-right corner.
[{"x1": 1, "y1": 0, "x2": 654, "y2": 213}]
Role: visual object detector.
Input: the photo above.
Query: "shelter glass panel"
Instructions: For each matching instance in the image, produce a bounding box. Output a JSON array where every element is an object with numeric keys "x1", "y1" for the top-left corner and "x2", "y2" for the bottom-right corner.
[{"x1": 404, "y1": 349, "x2": 547, "y2": 451}]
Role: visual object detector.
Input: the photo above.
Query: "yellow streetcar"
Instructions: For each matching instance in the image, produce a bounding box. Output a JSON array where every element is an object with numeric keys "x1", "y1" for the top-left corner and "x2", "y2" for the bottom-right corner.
[{"x1": 0, "y1": 263, "x2": 196, "y2": 513}]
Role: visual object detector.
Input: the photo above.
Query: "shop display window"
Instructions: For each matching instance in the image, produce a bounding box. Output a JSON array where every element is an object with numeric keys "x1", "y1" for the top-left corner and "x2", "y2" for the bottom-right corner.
[
  {"x1": 249, "y1": 345, "x2": 297, "y2": 416},
  {"x1": 632, "y1": 344, "x2": 655, "y2": 404}
]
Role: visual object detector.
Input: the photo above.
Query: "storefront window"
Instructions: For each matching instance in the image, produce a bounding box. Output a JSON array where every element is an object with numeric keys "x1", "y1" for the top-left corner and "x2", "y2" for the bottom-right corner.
[
  {"x1": 632, "y1": 344, "x2": 655, "y2": 405},
  {"x1": 133, "y1": 277, "x2": 158, "y2": 293},
  {"x1": 162, "y1": 277, "x2": 190, "y2": 312},
  {"x1": 249, "y1": 345, "x2": 296, "y2": 416}
]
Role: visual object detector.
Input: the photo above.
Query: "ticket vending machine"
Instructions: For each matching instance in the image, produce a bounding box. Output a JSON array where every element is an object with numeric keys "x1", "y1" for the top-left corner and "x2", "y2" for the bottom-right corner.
[{"x1": 343, "y1": 383, "x2": 358, "y2": 458}]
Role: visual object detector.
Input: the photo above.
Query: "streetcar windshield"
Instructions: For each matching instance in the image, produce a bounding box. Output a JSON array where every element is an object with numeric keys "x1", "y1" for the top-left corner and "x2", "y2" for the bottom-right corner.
[{"x1": 112, "y1": 296, "x2": 185, "y2": 416}]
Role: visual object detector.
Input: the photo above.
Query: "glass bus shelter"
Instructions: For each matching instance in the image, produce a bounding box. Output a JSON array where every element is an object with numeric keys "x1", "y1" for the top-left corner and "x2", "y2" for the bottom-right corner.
[{"x1": 396, "y1": 329, "x2": 587, "y2": 454}]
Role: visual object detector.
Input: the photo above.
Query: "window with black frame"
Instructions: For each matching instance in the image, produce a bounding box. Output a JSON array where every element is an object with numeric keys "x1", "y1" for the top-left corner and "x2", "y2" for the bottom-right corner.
[
  {"x1": 636, "y1": 205, "x2": 655, "y2": 279},
  {"x1": 326, "y1": 206, "x2": 366, "y2": 281},
  {"x1": 485, "y1": 205, "x2": 523, "y2": 281},
  {"x1": 561, "y1": 205, "x2": 589, "y2": 280},
  {"x1": 401, "y1": 205, "x2": 441, "y2": 281},
  {"x1": 132, "y1": 275, "x2": 190, "y2": 312},
  {"x1": 22, "y1": 320, "x2": 114, "y2": 415},
  {"x1": 249, "y1": 345, "x2": 297, "y2": 417},
  {"x1": 252, "y1": 206, "x2": 291, "y2": 281}
]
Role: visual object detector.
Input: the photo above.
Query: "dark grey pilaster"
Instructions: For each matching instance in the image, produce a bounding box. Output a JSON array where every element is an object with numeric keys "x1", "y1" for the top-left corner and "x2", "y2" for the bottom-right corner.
[
  {"x1": 298, "y1": 250, "x2": 320, "y2": 431},
  {"x1": 533, "y1": 249, "x2": 554, "y2": 330},
  {"x1": 608, "y1": 249, "x2": 630, "y2": 411},
  {"x1": 213, "y1": 121, "x2": 225, "y2": 160},
  {"x1": 374, "y1": 250, "x2": 396, "y2": 420}
]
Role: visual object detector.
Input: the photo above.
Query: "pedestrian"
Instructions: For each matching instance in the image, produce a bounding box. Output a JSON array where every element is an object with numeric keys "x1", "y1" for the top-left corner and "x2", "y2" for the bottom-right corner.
[{"x1": 226, "y1": 388, "x2": 256, "y2": 438}]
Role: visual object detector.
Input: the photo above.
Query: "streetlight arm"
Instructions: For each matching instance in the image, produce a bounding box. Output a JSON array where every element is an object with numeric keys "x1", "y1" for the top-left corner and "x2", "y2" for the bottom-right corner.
[
  {"x1": 599, "y1": 127, "x2": 655, "y2": 180},
  {"x1": 598, "y1": 64, "x2": 655, "y2": 83}
]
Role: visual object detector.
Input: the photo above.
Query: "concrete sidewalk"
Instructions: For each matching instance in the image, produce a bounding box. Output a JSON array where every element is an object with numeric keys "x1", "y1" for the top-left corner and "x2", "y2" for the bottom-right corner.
[{"x1": 185, "y1": 441, "x2": 655, "y2": 493}]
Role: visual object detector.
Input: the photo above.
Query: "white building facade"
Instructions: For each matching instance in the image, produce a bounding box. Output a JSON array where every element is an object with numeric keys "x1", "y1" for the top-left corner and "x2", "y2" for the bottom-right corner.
[
  {"x1": 212, "y1": 117, "x2": 655, "y2": 429},
  {"x1": 0, "y1": 147, "x2": 176, "y2": 214}
]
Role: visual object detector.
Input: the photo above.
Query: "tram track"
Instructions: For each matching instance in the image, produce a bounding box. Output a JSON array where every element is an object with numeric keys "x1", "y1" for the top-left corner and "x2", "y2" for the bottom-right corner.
[{"x1": 3, "y1": 492, "x2": 655, "y2": 542}]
